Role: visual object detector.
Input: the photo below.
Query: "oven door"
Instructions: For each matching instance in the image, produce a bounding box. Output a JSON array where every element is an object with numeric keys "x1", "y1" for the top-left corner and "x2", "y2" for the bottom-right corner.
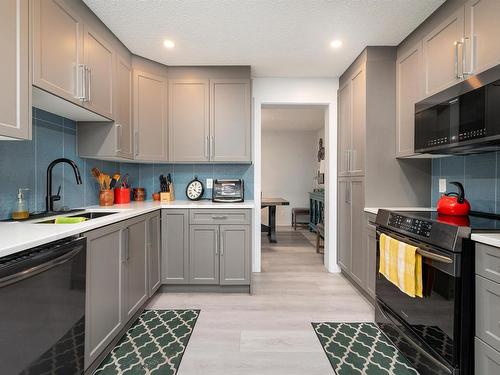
[{"x1": 375, "y1": 228, "x2": 461, "y2": 373}]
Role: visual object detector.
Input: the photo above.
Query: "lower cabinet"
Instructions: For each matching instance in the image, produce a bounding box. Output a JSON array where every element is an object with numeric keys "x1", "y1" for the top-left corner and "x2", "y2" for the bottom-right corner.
[
  {"x1": 85, "y1": 212, "x2": 159, "y2": 369},
  {"x1": 365, "y1": 213, "x2": 377, "y2": 298},
  {"x1": 162, "y1": 209, "x2": 251, "y2": 287}
]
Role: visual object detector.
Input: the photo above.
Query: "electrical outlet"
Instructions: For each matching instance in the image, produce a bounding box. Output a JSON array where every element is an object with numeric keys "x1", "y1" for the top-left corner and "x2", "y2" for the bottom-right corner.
[
  {"x1": 439, "y1": 178, "x2": 447, "y2": 193},
  {"x1": 206, "y1": 178, "x2": 213, "y2": 189}
]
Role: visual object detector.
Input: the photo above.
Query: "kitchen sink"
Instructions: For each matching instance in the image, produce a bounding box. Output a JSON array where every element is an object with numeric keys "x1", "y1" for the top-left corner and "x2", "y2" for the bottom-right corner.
[{"x1": 32, "y1": 210, "x2": 119, "y2": 224}]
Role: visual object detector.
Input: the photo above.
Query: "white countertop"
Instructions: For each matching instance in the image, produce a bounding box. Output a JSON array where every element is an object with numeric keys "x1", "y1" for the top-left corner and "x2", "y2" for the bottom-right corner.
[
  {"x1": 364, "y1": 207, "x2": 436, "y2": 215},
  {"x1": 471, "y1": 233, "x2": 500, "y2": 248},
  {"x1": 0, "y1": 200, "x2": 254, "y2": 258}
]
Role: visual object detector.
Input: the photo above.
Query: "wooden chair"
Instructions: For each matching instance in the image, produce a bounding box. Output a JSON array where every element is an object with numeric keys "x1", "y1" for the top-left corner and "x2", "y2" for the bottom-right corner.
[
  {"x1": 316, "y1": 222, "x2": 324, "y2": 254},
  {"x1": 292, "y1": 207, "x2": 310, "y2": 230}
]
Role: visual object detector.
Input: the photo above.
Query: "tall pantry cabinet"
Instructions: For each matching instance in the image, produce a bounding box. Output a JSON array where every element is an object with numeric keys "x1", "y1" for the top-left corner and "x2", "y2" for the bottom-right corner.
[{"x1": 336, "y1": 47, "x2": 430, "y2": 300}]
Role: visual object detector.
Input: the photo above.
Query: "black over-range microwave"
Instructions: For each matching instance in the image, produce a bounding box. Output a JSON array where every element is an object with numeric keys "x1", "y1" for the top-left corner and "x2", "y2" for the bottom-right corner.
[{"x1": 415, "y1": 79, "x2": 500, "y2": 154}]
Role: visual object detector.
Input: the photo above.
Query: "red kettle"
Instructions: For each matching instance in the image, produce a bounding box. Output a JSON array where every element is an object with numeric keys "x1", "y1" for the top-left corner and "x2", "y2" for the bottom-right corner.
[{"x1": 437, "y1": 181, "x2": 471, "y2": 216}]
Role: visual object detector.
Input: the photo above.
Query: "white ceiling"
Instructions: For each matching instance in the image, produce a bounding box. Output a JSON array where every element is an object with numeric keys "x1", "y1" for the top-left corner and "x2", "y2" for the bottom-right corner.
[
  {"x1": 84, "y1": 0, "x2": 444, "y2": 77},
  {"x1": 262, "y1": 105, "x2": 325, "y2": 131}
]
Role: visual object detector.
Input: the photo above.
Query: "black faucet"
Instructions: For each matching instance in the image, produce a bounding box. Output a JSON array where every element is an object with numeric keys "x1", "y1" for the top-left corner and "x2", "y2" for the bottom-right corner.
[{"x1": 46, "y1": 158, "x2": 83, "y2": 212}]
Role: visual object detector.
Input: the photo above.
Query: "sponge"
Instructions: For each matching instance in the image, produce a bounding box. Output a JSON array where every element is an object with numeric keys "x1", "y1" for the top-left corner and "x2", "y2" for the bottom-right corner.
[{"x1": 54, "y1": 217, "x2": 88, "y2": 224}]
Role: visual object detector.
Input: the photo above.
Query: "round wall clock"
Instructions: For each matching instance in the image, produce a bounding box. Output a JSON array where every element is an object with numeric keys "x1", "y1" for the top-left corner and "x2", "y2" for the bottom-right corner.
[{"x1": 186, "y1": 176, "x2": 204, "y2": 200}]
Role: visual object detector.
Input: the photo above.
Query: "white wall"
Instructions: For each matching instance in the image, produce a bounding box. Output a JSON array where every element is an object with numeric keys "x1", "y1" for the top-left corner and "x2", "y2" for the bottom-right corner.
[
  {"x1": 252, "y1": 78, "x2": 339, "y2": 273},
  {"x1": 261, "y1": 129, "x2": 317, "y2": 226}
]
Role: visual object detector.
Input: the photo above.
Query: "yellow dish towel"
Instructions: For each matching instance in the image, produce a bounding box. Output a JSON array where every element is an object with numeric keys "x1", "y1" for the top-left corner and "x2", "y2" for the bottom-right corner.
[{"x1": 379, "y1": 233, "x2": 423, "y2": 298}]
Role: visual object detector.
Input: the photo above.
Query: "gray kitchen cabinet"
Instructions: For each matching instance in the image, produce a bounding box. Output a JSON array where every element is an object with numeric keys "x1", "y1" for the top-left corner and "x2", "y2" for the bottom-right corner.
[
  {"x1": 365, "y1": 213, "x2": 377, "y2": 298},
  {"x1": 33, "y1": 0, "x2": 83, "y2": 105},
  {"x1": 0, "y1": 0, "x2": 31, "y2": 140},
  {"x1": 189, "y1": 225, "x2": 220, "y2": 284},
  {"x1": 168, "y1": 79, "x2": 210, "y2": 162},
  {"x1": 162, "y1": 209, "x2": 190, "y2": 284},
  {"x1": 83, "y1": 25, "x2": 114, "y2": 120},
  {"x1": 133, "y1": 69, "x2": 168, "y2": 161},
  {"x1": 337, "y1": 179, "x2": 351, "y2": 273},
  {"x1": 84, "y1": 222, "x2": 124, "y2": 367},
  {"x1": 189, "y1": 209, "x2": 251, "y2": 225},
  {"x1": 475, "y1": 337, "x2": 500, "y2": 375},
  {"x1": 124, "y1": 216, "x2": 148, "y2": 321},
  {"x1": 476, "y1": 275, "x2": 500, "y2": 353},
  {"x1": 349, "y1": 68, "x2": 365, "y2": 176},
  {"x1": 396, "y1": 41, "x2": 423, "y2": 157},
  {"x1": 422, "y1": 8, "x2": 464, "y2": 97},
  {"x1": 147, "y1": 212, "x2": 161, "y2": 297},
  {"x1": 220, "y1": 225, "x2": 250, "y2": 285},
  {"x1": 465, "y1": 0, "x2": 500, "y2": 76},
  {"x1": 476, "y1": 243, "x2": 500, "y2": 284},
  {"x1": 210, "y1": 79, "x2": 251, "y2": 162},
  {"x1": 115, "y1": 54, "x2": 133, "y2": 159},
  {"x1": 347, "y1": 178, "x2": 365, "y2": 287},
  {"x1": 337, "y1": 83, "x2": 351, "y2": 176}
]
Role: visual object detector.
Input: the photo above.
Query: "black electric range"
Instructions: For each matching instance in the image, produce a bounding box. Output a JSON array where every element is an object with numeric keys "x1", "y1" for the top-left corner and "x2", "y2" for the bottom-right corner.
[{"x1": 374, "y1": 209, "x2": 500, "y2": 375}]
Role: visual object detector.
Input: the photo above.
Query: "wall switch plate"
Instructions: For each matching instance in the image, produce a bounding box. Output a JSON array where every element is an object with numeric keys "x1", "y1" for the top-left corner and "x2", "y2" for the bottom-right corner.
[
  {"x1": 206, "y1": 178, "x2": 213, "y2": 189},
  {"x1": 439, "y1": 178, "x2": 447, "y2": 193}
]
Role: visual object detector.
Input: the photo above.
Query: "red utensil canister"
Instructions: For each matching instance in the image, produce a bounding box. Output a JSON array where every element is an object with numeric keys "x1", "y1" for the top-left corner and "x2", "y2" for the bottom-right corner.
[{"x1": 114, "y1": 187, "x2": 131, "y2": 204}]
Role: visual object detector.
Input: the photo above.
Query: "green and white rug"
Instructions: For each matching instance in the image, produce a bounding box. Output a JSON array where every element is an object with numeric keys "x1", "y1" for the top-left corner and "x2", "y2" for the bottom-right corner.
[
  {"x1": 312, "y1": 322, "x2": 419, "y2": 375},
  {"x1": 95, "y1": 309, "x2": 199, "y2": 375}
]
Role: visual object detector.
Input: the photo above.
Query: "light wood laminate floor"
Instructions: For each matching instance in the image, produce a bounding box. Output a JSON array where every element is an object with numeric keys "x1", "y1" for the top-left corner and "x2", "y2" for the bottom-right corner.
[{"x1": 147, "y1": 227, "x2": 374, "y2": 374}]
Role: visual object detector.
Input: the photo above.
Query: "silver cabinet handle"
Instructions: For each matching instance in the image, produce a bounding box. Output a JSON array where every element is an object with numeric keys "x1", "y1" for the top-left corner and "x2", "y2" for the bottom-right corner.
[
  {"x1": 454, "y1": 40, "x2": 464, "y2": 79},
  {"x1": 210, "y1": 136, "x2": 215, "y2": 159},
  {"x1": 87, "y1": 67, "x2": 92, "y2": 102},
  {"x1": 116, "y1": 124, "x2": 122, "y2": 152},
  {"x1": 351, "y1": 150, "x2": 356, "y2": 172},
  {"x1": 215, "y1": 229, "x2": 219, "y2": 255},
  {"x1": 122, "y1": 228, "x2": 129, "y2": 263},
  {"x1": 462, "y1": 36, "x2": 473, "y2": 76},
  {"x1": 220, "y1": 231, "x2": 224, "y2": 256},
  {"x1": 347, "y1": 183, "x2": 351, "y2": 204},
  {"x1": 76, "y1": 64, "x2": 86, "y2": 100},
  {"x1": 134, "y1": 130, "x2": 139, "y2": 156},
  {"x1": 211, "y1": 215, "x2": 227, "y2": 220},
  {"x1": 205, "y1": 136, "x2": 209, "y2": 160}
]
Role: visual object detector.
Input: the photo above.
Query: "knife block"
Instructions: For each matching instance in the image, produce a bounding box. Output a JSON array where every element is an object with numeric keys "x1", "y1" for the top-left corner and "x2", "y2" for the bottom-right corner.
[{"x1": 160, "y1": 187, "x2": 175, "y2": 202}]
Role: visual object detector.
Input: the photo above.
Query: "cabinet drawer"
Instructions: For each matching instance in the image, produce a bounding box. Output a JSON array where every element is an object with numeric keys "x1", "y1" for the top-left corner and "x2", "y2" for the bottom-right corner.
[
  {"x1": 476, "y1": 275, "x2": 500, "y2": 352},
  {"x1": 475, "y1": 337, "x2": 500, "y2": 375},
  {"x1": 476, "y1": 243, "x2": 500, "y2": 284},
  {"x1": 189, "y1": 209, "x2": 250, "y2": 225}
]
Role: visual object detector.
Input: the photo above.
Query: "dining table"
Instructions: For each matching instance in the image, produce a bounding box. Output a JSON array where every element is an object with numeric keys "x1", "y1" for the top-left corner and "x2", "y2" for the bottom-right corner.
[{"x1": 261, "y1": 197, "x2": 290, "y2": 243}]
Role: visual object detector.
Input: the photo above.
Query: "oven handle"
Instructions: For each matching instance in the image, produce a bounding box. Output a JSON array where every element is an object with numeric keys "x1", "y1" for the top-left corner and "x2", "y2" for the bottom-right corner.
[{"x1": 376, "y1": 230, "x2": 453, "y2": 264}]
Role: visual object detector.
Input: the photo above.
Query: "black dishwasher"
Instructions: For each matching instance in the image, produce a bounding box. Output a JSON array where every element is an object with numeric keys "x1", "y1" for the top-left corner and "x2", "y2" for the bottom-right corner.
[{"x1": 0, "y1": 236, "x2": 86, "y2": 375}]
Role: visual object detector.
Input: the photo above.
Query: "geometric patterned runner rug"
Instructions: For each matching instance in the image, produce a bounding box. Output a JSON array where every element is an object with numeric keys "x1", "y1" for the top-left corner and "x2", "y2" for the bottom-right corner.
[
  {"x1": 95, "y1": 310, "x2": 199, "y2": 375},
  {"x1": 312, "y1": 322, "x2": 419, "y2": 375}
]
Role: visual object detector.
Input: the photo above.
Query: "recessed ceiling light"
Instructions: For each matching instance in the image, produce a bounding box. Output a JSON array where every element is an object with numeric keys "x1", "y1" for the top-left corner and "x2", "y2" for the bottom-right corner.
[
  {"x1": 163, "y1": 39, "x2": 175, "y2": 49},
  {"x1": 330, "y1": 40, "x2": 343, "y2": 48}
]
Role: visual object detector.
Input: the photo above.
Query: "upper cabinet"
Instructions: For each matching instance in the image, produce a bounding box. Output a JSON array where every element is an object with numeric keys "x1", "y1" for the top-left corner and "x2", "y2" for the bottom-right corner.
[
  {"x1": 0, "y1": 0, "x2": 31, "y2": 140},
  {"x1": 83, "y1": 25, "x2": 114, "y2": 119},
  {"x1": 210, "y1": 79, "x2": 251, "y2": 162},
  {"x1": 133, "y1": 70, "x2": 168, "y2": 161},
  {"x1": 396, "y1": 41, "x2": 423, "y2": 157},
  {"x1": 169, "y1": 79, "x2": 210, "y2": 162},
  {"x1": 337, "y1": 63, "x2": 365, "y2": 177},
  {"x1": 115, "y1": 54, "x2": 133, "y2": 159},
  {"x1": 422, "y1": 8, "x2": 464, "y2": 97},
  {"x1": 464, "y1": 0, "x2": 500, "y2": 76},
  {"x1": 33, "y1": 0, "x2": 114, "y2": 120}
]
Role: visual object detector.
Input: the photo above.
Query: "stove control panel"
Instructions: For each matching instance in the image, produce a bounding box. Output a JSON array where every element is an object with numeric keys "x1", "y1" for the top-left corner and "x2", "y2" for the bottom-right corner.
[{"x1": 388, "y1": 214, "x2": 433, "y2": 237}]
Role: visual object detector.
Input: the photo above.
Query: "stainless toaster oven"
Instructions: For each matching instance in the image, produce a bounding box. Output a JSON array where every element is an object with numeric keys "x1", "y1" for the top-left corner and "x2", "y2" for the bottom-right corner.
[{"x1": 212, "y1": 179, "x2": 244, "y2": 203}]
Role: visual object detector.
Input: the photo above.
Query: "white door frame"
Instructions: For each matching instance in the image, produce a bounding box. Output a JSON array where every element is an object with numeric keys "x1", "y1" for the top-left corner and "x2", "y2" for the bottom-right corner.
[{"x1": 252, "y1": 78, "x2": 339, "y2": 273}]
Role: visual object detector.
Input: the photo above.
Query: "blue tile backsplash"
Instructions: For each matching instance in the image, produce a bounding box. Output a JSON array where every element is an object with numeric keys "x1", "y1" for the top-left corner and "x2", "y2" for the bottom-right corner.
[
  {"x1": 0, "y1": 108, "x2": 253, "y2": 220},
  {"x1": 431, "y1": 153, "x2": 499, "y2": 213}
]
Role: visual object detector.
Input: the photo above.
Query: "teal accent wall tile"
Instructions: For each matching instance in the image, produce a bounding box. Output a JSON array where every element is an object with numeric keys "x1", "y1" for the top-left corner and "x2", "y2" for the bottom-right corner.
[
  {"x1": 139, "y1": 164, "x2": 155, "y2": 199},
  {"x1": 465, "y1": 153, "x2": 496, "y2": 213}
]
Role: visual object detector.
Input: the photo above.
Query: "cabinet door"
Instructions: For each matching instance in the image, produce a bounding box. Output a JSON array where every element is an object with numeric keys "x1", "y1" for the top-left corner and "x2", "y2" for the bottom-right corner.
[
  {"x1": 33, "y1": 0, "x2": 83, "y2": 104},
  {"x1": 85, "y1": 223, "x2": 124, "y2": 367},
  {"x1": 465, "y1": 0, "x2": 500, "y2": 76},
  {"x1": 147, "y1": 212, "x2": 161, "y2": 296},
  {"x1": 423, "y1": 8, "x2": 465, "y2": 97},
  {"x1": 349, "y1": 179, "x2": 365, "y2": 287},
  {"x1": 133, "y1": 70, "x2": 168, "y2": 161},
  {"x1": 168, "y1": 79, "x2": 209, "y2": 162},
  {"x1": 0, "y1": 0, "x2": 31, "y2": 140},
  {"x1": 189, "y1": 225, "x2": 219, "y2": 284},
  {"x1": 365, "y1": 217, "x2": 377, "y2": 298},
  {"x1": 337, "y1": 179, "x2": 351, "y2": 272},
  {"x1": 337, "y1": 83, "x2": 351, "y2": 176},
  {"x1": 162, "y1": 209, "x2": 189, "y2": 284},
  {"x1": 124, "y1": 218, "x2": 148, "y2": 320},
  {"x1": 396, "y1": 42, "x2": 423, "y2": 157},
  {"x1": 349, "y1": 68, "x2": 365, "y2": 176},
  {"x1": 475, "y1": 338, "x2": 500, "y2": 375},
  {"x1": 115, "y1": 54, "x2": 133, "y2": 159},
  {"x1": 210, "y1": 79, "x2": 251, "y2": 162},
  {"x1": 220, "y1": 225, "x2": 250, "y2": 285},
  {"x1": 83, "y1": 26, "x2": 114, "y2": 119}
]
